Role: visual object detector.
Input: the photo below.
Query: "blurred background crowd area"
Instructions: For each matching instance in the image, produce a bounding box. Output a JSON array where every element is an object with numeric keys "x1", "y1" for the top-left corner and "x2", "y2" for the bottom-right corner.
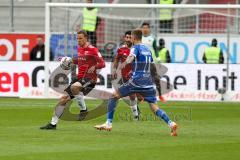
[{"x1": 0, "y1": 0, "x2": 239, "y2": 62}]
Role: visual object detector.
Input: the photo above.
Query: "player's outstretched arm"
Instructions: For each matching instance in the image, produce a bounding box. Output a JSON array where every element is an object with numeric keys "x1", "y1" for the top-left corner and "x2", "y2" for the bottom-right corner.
[
  {"x1": 150, "y1": 63, "x2": 162, "y2": 96},
  {"x1": 112, "y1": 56, "x2": 119, "y2": 79},
  {"x1": 95, "y1": 52, "x2": 106, "y2": 69},
  {"x1": 88, "y1": 54, "x2": 105, "y2": 73},
  {"x1": 120, "y1": 54, "x2": 135, "y2": 69}
]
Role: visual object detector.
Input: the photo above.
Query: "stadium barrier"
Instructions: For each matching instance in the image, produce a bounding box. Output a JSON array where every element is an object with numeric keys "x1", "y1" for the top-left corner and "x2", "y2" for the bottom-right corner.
[{"x1": 0, "y1": 62, "x2": 239, "y2": 102}]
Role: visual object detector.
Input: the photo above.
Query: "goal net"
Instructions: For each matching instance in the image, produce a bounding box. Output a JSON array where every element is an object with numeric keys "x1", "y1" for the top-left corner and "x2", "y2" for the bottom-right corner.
[
  {"x1": 46, "y1": 3, "x2": 239, "y2": 60},
  {"x1": 44, "y1": 3, "x2": 240, "y2": 102}
]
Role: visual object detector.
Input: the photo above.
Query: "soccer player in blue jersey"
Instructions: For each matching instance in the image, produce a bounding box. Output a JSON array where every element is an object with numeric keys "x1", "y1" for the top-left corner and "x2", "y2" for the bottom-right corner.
[{"x1": 94, "y1": 29, "x2": 178, "y2": 136}]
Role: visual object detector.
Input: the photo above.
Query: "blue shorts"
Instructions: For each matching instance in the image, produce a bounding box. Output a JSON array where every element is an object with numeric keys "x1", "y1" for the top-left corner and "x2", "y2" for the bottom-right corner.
[{"x1": 118, "y1": 81, "x2": 157, "y2": 103}]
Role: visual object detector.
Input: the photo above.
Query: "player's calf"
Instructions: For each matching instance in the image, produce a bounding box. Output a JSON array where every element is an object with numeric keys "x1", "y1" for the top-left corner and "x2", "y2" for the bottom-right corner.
[
  {"x1": 129, "y1": 94, "x2": 140, "y2": 121},
  {"x1": 94, "y1": 91, "x2": 120, "y2": 131},
  {"x1": 75, "y1": 94, "x2": 87, "y2": 112},
  {"x1": 149, "y1": 103, "x2": 178, "y2": 136},
  {"x1": 40, "y1": 94, "x2": 70, "y2": 130}
]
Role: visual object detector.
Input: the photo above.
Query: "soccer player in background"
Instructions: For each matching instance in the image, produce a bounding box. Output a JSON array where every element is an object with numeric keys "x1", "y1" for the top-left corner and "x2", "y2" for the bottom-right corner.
[
  {"x1": 141, "y1": 22, "x2": 158, "y2": 61},
  {"x1": 95, "y1": 29, "x2": 178, "y2": 136},
  {"x1": 142, "y1": 22, "x2": 166, "y2": 102},
  {"x1": 40, "y1": 30, "x2": 105, "y2": 129},
  {"x1": 112, "y1": 30, "x2": 140, "y2": 120}
]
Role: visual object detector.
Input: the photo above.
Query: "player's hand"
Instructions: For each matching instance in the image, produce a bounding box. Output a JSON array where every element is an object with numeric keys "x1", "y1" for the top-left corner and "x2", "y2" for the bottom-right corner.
[
  {"x1": 87, "y1": 66, "x2": 95, "y2": 73},
  {"x1": 111, "y1": 70, "x2": 117, "y2": 80}
]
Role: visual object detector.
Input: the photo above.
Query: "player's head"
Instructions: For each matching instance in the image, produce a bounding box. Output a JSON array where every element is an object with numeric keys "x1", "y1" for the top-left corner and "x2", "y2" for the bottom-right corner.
[
  {"x1": 131, "y1": 29, "x2": 142, "y2": 44},
  {"x1": 211, "y1": 38, "x2": 218, "y2": 47},
  {"x1": 124, "y1": 30, "x2": 132, "y2": 47},
  {"x1": 37, "y1": 35, "x2": 44, "y2": 46},
  {"x1": 124, "y1": 30, "x2": 131, "y2": 41},
  {"x1": 159, "y1": 38, "x2": 165, "y2": 47},
  {"x1": 141, "y1": 22, "x2": 150, "y2": 36},
  {"x1": 77, "y1": 30, "x2": 88, "y2": 47}
]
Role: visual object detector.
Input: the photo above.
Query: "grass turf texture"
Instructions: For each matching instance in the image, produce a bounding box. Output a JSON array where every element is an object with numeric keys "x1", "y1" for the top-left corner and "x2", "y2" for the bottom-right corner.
[{"x1": 0, "y1": 98, "x2": 239, "y2": 160}]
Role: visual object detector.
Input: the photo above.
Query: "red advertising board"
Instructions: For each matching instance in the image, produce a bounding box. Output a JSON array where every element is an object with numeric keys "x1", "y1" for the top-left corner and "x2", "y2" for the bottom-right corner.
[{"x1": 0, "y1": 33, "x2": 44, "y2": 61}]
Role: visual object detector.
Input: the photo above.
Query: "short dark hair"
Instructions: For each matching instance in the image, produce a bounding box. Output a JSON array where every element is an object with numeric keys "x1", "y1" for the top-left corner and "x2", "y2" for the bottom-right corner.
[
  {"x1": 211, "y1": 38, "x2": 218, "y2": 47},
  {"x1": 159, "y1": 38, "x2": 165, "y2": 46},
  {"x1": 141, "y1": 22, "x2": 150, "y2": 28},
  {"x1": 132, "y1": 29, "x2": 142, "y2": 40},
  {"x1": 212, "y1": 38, "x2": 217, "y2": 43},
  {"x1": 125, "y1": 30, "x2": 131, "y2": 36},
  {"x1": 77, "y1": 30, "x2": 88, "y2": 39}
]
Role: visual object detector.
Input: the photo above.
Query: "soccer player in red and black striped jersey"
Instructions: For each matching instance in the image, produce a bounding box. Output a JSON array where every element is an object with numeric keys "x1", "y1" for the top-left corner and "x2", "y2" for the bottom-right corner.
[
  {"x1": 71, "y1": 31, "x2": 105, "y2": 115},
  {"x1": 112, "y1": 31, "x2": 140, "y2": 120},
  {"x1": 40, "y1": 30, "x2": 105, "y2": 129}
]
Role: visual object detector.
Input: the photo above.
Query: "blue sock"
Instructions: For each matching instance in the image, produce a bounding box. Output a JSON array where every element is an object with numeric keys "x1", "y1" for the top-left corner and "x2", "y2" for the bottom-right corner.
[
  {"x1": 107, "y1": 98, "x2": 117, "y2": 123},
  {"x1": 155, "y1": 108, "x2": 171, "y2": 125}
]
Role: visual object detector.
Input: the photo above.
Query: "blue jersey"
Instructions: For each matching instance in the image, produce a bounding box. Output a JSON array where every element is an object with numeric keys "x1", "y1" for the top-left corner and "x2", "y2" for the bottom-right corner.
[{"x1": 129, "y1": 43, "x2": 154, "y2": 88}]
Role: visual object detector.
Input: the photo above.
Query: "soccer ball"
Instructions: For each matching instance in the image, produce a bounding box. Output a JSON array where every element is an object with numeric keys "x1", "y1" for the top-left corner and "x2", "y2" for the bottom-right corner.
[{"x1": 60, "y1": 56, "x2": 72, "y2": 70}]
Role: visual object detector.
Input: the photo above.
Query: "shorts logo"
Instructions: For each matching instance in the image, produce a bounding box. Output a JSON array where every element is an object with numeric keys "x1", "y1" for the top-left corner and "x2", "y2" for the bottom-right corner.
[{"x1": 79, "y1": 57, "x2": 86, "y2": 61}]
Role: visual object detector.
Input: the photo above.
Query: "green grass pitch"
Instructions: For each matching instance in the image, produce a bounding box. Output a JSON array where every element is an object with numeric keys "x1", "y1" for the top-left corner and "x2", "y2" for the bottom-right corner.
[{"x1": 0, "y1": 97, "x2": 239, "y2": 160}]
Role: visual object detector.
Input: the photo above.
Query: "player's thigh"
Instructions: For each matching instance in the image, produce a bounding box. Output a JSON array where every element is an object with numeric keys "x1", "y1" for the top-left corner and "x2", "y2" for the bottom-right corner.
[
  {"x1": 63, "y1": 78, "x2": 80, "y2": 99},
  {"x1": 79, "y1": 78, "x2": 96, "y2": 96},
  {"x1": 118, "y1": 81, "x2": 135, "y2": 98},
  {"x1": 119, "y1": 78, "x2": 136, "y2": 99},
  {"x1": 64, "y1": 84, "x2": 75, "y2": 99},
  {"x1": 138, "y1": 87, "x2": 157, "y2": 104},
  {"x1": 64, "y1": 78, "x2": 95, "y2": 98},
  {"x1": 70, "y1": 82, "x2": 82, "y2": 95}
]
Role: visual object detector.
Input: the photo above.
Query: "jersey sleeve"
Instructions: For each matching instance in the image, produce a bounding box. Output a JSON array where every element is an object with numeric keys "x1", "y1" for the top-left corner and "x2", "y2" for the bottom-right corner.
[
  {"x1": 115, "y1": 48, "x2": 121, "y2": 60},
  {"x1": 94, "y1": 48, "x2": 105, "y2": 69},
  {"x1": 72, "y1": 52, "x2": 78, "y2": 64},
  {"x1": 130, "y1": 47, "x2": 138, "y2": 57}
]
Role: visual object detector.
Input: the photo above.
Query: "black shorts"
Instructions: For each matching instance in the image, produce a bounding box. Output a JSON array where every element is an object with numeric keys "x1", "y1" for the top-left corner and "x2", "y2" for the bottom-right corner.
[{"x1": 64, "y1": 78, "x2": 96, "y2": 99}]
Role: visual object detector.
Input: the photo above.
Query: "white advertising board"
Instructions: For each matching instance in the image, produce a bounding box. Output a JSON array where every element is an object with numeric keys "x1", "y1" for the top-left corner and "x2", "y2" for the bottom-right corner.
[
  {"x1": 159, "y1": 35, "x2": 240, "y2": 64},
  {"x1": 0, "y1": 62, "x2": 239, "y2": 102}
]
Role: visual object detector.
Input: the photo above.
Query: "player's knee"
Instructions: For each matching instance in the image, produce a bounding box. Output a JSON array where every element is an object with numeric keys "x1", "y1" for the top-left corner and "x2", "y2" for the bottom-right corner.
[
  {"x1": 149, "y1": 103, "x2": 159, "y2": 113},
  {"x1": 59, "y1": 95, "x2": 69, "y2": 105},
  {"x1": 129, "y1": 94, "x2": 136, "y2": 100},
  {"x1": 71, "y1": 82, "x2": 82, "y2": 95},
  {"x1": 111, "y1": 91, "x2": 120, "y2": 100},
  {"x1": 60, "y1": 95, "x2": 68, "y2": 100}
]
